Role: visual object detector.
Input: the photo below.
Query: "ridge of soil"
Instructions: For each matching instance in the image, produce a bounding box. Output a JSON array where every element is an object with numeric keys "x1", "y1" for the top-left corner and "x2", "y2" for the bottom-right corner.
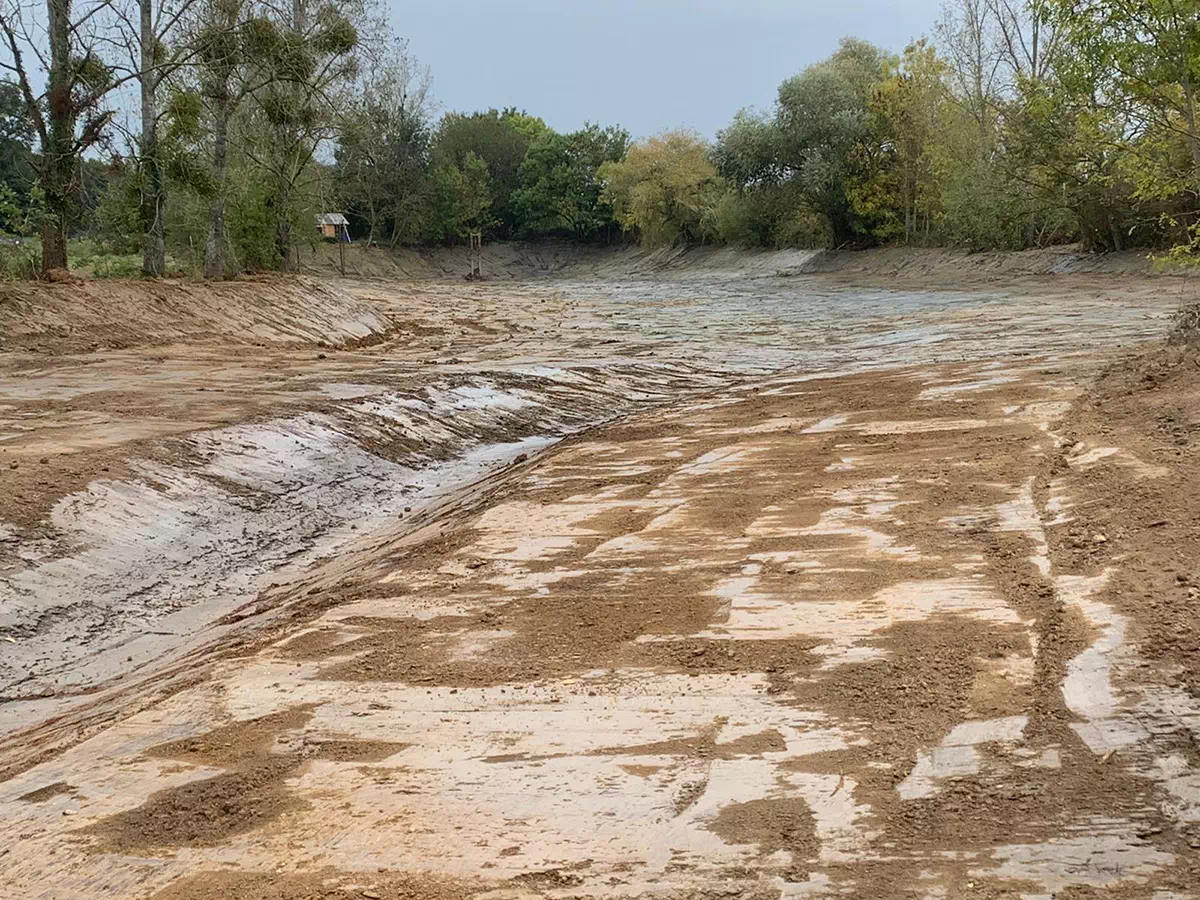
[{"x1": 0, "y1": 275, "x2": 391, "y2": 353}]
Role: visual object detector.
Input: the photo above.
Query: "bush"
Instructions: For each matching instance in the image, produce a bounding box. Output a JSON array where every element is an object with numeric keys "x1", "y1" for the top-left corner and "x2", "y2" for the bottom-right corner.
[
  {"x1": 0, "y1": 239, "x2": 38, "y2": 280},
  {"x1": 713, "y1": 192, "x2": 765, "y2": 248},
  {"x1": 91, "y1": 176, "x2": 142, "y2": 255},
  {"x1": 90, "y1": 254, "x2": 143, "y2": 279},
  {"x1": 774, "y1": 206, "x2": 832, "y2": 248},
  {"x1": 227, "y1": 176, "x2": 279, "y2": 271}
]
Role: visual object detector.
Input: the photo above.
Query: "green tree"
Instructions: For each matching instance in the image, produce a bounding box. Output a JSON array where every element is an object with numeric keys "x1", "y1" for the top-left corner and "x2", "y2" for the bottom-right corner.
[
  {"x1": 336, "y1": 37, "x2": 433, "y2": 246},
  {"x1": 243, "y1": 0, "x2": 359, "y2": 270},
  {"x1": 428, "y1": 151, "x2": 493, "y2": 242},
  {"x1": 774, "y1": 39, "x2": 893, "y2": 244},
  {"x1": 858, "y1": 39, "x2": 947, "y2": 243},
  {"x1": 512, "y1": 123, "x2": 629, "y2": 239},
  {"x1": 1, "y1": 0, "x2": 119, "y2": 271},
  {"x1": 0, "y1": 79, "x2": 34, "y2": 231},
  {"x1": 598, "y1": 130, "x2": 724, "y2": 247},
  {"x1": 431, "y1": 109, "x2": 545, "y2": 236}
]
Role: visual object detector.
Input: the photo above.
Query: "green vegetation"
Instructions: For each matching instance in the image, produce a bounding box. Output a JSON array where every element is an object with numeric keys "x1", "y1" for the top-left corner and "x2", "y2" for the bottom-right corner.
[{"x1": 3, "y1": 0, "x2": 1200, "y2": 279}]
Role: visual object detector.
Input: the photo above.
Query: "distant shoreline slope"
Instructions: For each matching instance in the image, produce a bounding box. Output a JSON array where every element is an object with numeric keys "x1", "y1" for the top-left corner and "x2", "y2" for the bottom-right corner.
[{"x1": 303, "y1": 241, "x2": 1181, "y2": 282}]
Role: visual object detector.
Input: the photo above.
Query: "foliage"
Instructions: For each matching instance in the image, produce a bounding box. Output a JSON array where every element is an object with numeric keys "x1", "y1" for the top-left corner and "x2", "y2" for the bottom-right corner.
[
  {"x1": 427, "y1": 151, "x2": 494, "y2": 241},
  {"x1": 512, "y1": 124, "x2": 629, "y2": 239},
  {"x1": 92, "y1": 171, "x2": 144, "y2": 254},
  {"x1": 431, "y1": 109, "x2": 544, "y2": 237},
  {"x1": 0, "y1": 79, "x2": 34, "y2": 230},
  {"x1": 335, "y1": 38, "x2": 433, "y2": 246},
  {"x1": 227, "y1": 172, "x2": 281, "y2": 271},
  {"x1": 10, "y1": 0, "x2": 1200, "y2": 278},
  {"x1": 599, "y1": 130, "x2": 723, "y2": 247}
]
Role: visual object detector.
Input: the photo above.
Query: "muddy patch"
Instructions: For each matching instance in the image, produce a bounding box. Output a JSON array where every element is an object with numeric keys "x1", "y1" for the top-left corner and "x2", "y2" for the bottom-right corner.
[
  {"x1": 17, "y1": 780, "x2": 76, "y2": 803},
  {"x1": 149, "y1": 869, "x2": 481, "y2": 900},
  {"x1": 82, "y1": 755, "x2": 304, "y2": 851},
  {"x1": 706, "y1": 797, "x2": 818, "y2": 860}
]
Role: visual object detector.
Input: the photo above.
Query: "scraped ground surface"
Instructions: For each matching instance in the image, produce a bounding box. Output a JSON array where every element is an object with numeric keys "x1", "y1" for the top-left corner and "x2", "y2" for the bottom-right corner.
[{"x1": 2, "y1": 259, "x2": 1200, "y2": 900}]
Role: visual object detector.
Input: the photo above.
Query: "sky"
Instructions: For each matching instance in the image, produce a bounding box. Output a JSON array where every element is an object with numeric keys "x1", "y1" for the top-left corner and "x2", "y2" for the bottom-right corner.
[{"x1": 388, "y1": 0, "x2": 946, "y2": 140}]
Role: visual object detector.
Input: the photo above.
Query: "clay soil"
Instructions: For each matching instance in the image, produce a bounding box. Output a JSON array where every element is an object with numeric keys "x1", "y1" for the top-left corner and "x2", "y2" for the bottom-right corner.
[{"x1": 2, "y1": 251, "x2": 1200, "y2": 900}]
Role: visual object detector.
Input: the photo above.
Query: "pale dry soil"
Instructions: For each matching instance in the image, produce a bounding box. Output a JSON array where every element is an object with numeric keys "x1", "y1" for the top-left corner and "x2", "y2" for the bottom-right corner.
[{"x1": 1, "y1": 268, "x2": 1199, "y2": 900}]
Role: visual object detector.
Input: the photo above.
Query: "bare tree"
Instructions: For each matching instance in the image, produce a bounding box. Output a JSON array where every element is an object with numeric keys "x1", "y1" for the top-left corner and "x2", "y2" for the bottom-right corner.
[
  {"x1": 985, "y1": 0, "x2": 1062, "y2": 87},
  {"x1": 937, "y1": 0, "x2": 1004, "y2": 143},
  {"x1": 106, "y1": 0, "x2": 202, "y2": 275}
]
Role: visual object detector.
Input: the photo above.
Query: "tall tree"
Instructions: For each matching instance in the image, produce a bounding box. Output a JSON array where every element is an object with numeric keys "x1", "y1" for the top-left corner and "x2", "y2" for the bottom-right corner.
[
  {"x1": 0, "y1": 0, "x2": 119, "y2": 271},
  {"x1": 774, "y1": 38, "x2": 892, "y2": 244},
  {"x1": 335, "y1": 35, "x2": 433, "y2": 246},
  {"x1": 243, "y1": 0, "x2": 357, "y2": 270},
  {"x1": 194, "y1": 0, "x2": 249, "y2": 277},
  {"x1": 863, "y1": 39, "x2": 948, "y2": 243},
  {"x1": 431, "y1": 108, "x2": 545, "y2": 237},
  {"x1": 0, "y1": 77, "x2": 35, "y2": 223},
  {"x1": 108, "y1": 0, "x2": 202, "y2": 275},
  {"x1": 512, "y1": 123, "x2": 629, "y2": 239},
  {"x1": 598, "y1": 130, "x2": 723, "y2": 247}
]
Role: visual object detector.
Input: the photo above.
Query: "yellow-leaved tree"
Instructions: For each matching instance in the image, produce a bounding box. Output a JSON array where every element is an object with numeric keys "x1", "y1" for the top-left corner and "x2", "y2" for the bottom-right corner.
[{"x1": 598, "y1": 130, "x2": 724, "y2": 247}]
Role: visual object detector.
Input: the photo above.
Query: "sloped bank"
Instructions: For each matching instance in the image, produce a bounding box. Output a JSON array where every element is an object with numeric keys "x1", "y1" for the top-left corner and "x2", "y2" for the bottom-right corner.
[
  {"x1": 0, "y1": 361, "x2": 731, "y2": 716},
  {"x1": 0, "y1": 275, "x2": 391, "y2": 352},
  {"x1": 305, "y1": 240, "x2": 1178, "y2": 283}
]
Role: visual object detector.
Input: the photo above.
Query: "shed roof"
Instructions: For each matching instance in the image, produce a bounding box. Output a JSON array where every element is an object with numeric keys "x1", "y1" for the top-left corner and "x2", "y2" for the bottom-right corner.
[{"x1": 315, "y1": 213, "x2": 349, "y2": 225}]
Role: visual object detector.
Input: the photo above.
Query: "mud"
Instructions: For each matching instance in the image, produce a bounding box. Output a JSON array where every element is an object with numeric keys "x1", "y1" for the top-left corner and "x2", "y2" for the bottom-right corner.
[{"x1": 2, "y1": 250, "x2": 1200, "y2": 899}]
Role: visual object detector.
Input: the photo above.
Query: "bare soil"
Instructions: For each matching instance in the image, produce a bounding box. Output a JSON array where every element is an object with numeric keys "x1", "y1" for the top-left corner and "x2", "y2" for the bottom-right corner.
[{"x1": 2, "y1": 252, "x2": 1199, "y2": 900}]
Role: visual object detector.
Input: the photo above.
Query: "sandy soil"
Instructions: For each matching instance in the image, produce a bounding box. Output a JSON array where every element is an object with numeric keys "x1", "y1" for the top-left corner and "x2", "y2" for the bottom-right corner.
[{"x1": 1, "y1": 250, "x2": 1198, "y2": 900}]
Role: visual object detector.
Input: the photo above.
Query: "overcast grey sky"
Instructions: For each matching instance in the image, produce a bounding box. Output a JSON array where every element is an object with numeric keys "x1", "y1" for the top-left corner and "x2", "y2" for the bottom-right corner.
[{"x1": 390, "y1": 0, "x2": 945, "y2": 139}]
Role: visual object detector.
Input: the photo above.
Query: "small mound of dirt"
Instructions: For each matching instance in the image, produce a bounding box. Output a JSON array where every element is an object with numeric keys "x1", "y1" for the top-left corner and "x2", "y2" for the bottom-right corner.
[
  {"x1": 18, "y1": 780, "x2": 75, "y2": 803},
  {"x1": 149, "y1": 706, "x2": 316, "y2": 768},
  {"x1": 81, "y1": 706, "x2": 416, "y2": 852},
  {"x1": 308, "y1": 740, "x2": 410, "y2": 763},
  {"x1": 706, "y1": 797, "x2": 818, "y2": 859},
  {"x1": 82, "y1": 756, "x2": 304, "y2": 851},
  {"x1": 1169, "y1": 302, "x2": 1200, "y2": 346}
]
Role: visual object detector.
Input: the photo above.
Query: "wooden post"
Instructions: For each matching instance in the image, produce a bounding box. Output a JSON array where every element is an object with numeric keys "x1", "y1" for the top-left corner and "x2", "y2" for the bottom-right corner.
[
  {"x1": 339, "y1": 236, "x2": 345, "y2": 276},
  {"x1": 469, "y1": 232, "x2": 482, "y2": 279}
]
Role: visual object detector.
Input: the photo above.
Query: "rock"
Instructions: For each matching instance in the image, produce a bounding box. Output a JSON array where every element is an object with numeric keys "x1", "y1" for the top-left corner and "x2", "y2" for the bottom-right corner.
[
  {"x1": 317, "y1": 352, "x2": 327, "y2": 360},
  {"x1": 513, "y1": 453, "x2": 529, "y2": 464},
  {"x1": 361, "y1": 891, "x2": 381, "y2": 899},
  {"x1": 45, "y1": 267, "x2": 73, "y2": 284},
  {"x1": 1093, "y1": 533, "x2": 1108, "y2": 544},
  {"x1": 39, "y1": 457, "x2": 48, "y2": 464}
]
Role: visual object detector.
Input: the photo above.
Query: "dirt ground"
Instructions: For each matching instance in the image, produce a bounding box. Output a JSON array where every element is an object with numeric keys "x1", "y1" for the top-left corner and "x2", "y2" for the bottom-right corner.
[{"x1": 1, "y1": 248, "x2": 1199, "y2": 900}]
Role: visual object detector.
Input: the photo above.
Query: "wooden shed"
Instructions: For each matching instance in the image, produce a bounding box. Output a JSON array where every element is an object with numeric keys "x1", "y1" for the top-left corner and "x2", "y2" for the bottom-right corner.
[{"x1": 316, "y1": 213, "x2": 351, "y2": 242}]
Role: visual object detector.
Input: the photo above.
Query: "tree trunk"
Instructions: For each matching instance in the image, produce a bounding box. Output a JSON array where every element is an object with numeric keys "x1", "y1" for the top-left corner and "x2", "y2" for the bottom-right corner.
[
  {"x1": 1182, "y1": 65, "x2": 1200, "y2": 178},
  {"x1": 41, "y1": 218, "x2": 68, "y2": 271},
  {"x1": 42, "y1": 0, "x2": 74, "y2": 272},
  {"x1": 275, "y1": 176, "x2": 294, "y2": 271},
  {"x1": 140, "y1": 0, "x2": 166, "y2": 277},
  {"x1": 271, "y1": 0, "x2": 305, "y2": 272},
  {"x1": 204, "y1": 93, "x2": 230, "y2": 278}
]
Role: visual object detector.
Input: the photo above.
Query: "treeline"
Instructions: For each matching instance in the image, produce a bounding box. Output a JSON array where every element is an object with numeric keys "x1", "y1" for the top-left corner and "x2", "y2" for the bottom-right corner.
[
  {"x1": 3, "y1": 0, "x2": 1200, "y2": 279},
  {"x1": 640, "y1": 0, "x2": 1200, "y2": 255}
]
